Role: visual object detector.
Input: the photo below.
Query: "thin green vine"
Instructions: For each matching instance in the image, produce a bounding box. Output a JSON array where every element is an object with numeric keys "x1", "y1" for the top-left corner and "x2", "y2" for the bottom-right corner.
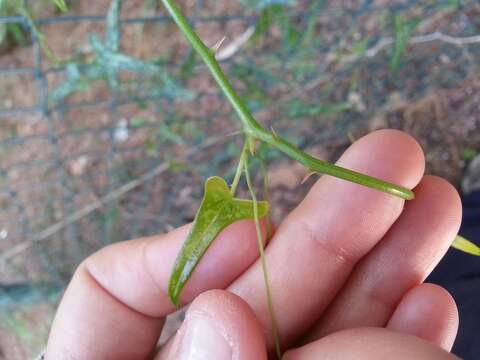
[
  {"x1": 14, "y1": 0, "x2": 67, "y2": 65},
  {"x1": 230, "y1": 141, "x2": 249, "y2": 196},
  {"x1": 161, "y1": 1, "x2": 480, "y2": 356},
  {"x1": 259, "y1": 153, "x2": 272, "y2": 240},
  {"x1": 161, "y1": 0, "x2": 411, "y2": 355},
  {"x1": 244, "y1": 143, "x2": 282, "y2": 359},
  {"x1": 160, "y1": 0, "x2": 415, "y2": 201}
]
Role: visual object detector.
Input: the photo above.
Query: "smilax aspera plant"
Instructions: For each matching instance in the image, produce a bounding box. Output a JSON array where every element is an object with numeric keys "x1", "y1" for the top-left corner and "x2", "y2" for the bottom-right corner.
[{"x1": 159, "y1": 1, "x2": 480, "y2": 358}]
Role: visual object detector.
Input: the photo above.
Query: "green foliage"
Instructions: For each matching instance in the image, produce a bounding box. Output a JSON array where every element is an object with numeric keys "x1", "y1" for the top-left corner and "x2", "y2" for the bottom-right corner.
[
  {"x1": 352, "y1": 38, "x2": 369, "y2": 57},
  {"x1": 0, "y1": 0, "x2": 68, "y2": 55},
  {"x1": 160, "y1": 2, "x2": 420, "y2": 328},
  {"x1": 240, "y1": 0, "x2": 296, "y2": 11},
  {"x1": 51, "y1": 0, "x2": 192, "y2": 103},
  {"x1": 52, "y1": 0, "x2": 68, "y2": 12},
  {"x1": 452, "y1": 235, "x2": 480, "y2": 256},
  {"x1": 50, "y1": 63, "x2": 92, "y2": 101},
  {"x1": 231, "y1": 62, "x2": 273, "y2": 109},
  {"x1": 129, "y1": 116, "x2": 150, "y2": 128},
  {"x1": 461, "y1": 147, "x2": 477, "y2": 161},
  {"x1": 287, "y1": 99, "x2": 352, "y2": 118},
  {"x1": 158, "y1": 122, "x2": 185, "y2": 145},
  {"x1": 246, "y1": 1, "x2": 299, "y2": 50},
  {"x1": 166, "y1": 158, "x2": 190, "y2": 172},
  {"x1": 390, "y1": 14, "x2": 419, "y2": 71},
  {"x1": 178, "y1": 50, "x2": 197, "y2": 80},
  {"x1": 3, "y1": 311, "x2": 30, "y2": 339},
  {"x1": 0, "y1": 23, "x2": 27, "y2": 48},
  {"x1": 168, "y1": 176, "x2": 268, "y2": 306},
  {"x1": 0, "y1": 1, "x2": 26, "y2": 48},
  {"x1": 244, "y1": 153, "x2": 281, "y2": 358},
  {"x1": 0, "y1": 0, "x2": 67, "y2": 14}
]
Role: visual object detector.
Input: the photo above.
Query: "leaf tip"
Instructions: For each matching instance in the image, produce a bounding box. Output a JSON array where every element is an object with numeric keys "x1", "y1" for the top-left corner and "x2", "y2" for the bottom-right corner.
[
  {"x1": 452, "y1": 235, "x2": 480, "y2": 256},
  {"x1": 168, "y1": 278, "x2": 182, "y2": 308}
]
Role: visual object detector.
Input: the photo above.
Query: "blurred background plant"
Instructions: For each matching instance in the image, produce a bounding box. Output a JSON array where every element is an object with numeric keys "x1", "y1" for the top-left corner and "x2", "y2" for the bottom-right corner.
[{"x1": 0, "y1": 0, "x2": 479, "y2": 358}]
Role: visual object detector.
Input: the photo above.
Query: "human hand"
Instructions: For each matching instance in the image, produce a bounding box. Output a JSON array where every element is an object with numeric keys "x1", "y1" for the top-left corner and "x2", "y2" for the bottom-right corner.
[{"x1": 45, "y1": 130, "x2": 462, "y2": 359}]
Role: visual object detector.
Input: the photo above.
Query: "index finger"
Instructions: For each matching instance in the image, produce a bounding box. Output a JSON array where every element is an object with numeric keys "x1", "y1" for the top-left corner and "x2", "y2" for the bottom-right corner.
[{"x1": 45, "y1": 220, "x2": 266, "y2": 360}]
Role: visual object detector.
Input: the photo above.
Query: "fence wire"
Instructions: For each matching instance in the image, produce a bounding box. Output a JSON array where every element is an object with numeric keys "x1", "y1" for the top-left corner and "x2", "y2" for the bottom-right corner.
[{"x1": 0, "y1": 0, "x2": 479, "y2": 357}]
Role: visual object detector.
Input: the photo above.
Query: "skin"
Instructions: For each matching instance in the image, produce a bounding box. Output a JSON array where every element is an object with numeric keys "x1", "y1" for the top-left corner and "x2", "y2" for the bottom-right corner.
[{"x1": 45, "y1": 129, "x2": 462, "y2": 359}]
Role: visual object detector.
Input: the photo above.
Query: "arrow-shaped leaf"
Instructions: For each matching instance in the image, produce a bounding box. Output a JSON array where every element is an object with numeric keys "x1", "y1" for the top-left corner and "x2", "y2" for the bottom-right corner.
[{"x1": 168, "y1": 176, "x2": 269, "y2": 306}]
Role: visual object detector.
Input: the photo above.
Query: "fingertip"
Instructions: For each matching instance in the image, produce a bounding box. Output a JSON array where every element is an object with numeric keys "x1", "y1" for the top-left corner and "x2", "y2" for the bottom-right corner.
[
  {"x1": 188, "y1": 290, "x2": 268, "y2": 359},
  {"x1": 285, "y1": 327, "x2": 458, "y2": 360},
  {"x1": 388, "y1": 283, "x2": 459, "y2": 351},
  {"x1": 413, "y1": 175, "x2": 462, "y2": 228},
  {"x1": 160, "y1": 290, "x2": 267, "y2": 360},
  {"x1": 191, "y1": 289, "x2": 267, "y2": 340},
  {"x1": 338, "y1": 129, "x2": 425, "y2": 189}
]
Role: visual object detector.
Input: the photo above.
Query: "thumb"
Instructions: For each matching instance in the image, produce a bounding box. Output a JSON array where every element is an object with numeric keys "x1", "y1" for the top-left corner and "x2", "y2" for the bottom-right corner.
[{"x1": 157, "y1": 289, "x2": 267, "y2": 360}]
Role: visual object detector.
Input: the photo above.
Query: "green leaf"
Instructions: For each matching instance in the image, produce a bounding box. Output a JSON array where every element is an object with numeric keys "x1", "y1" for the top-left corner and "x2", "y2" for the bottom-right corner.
[
  {"x1": 106, "y1": 0, "x2": 121, "y2": 52},
  {"x1": 168, "y1": 176, "x2": 269, "y2": 306},
  {"x1": 108, "y1": 51, "x2": 160, "y2": 74},
  {"x1": 461, "y1": 147, "x2": 477, "y2": 161},
  {"x1": 287, "y1": 99, "x2": 352, "y2": 118},
  {"x1": 0, "y1": 24, "x2": 5, "y2": 45},
  {"x1": 390, "y1": 14, "x2": 418, "y2": 71},
  {"x1": 50, "y1": 63, "x2": 91, "y2": 102},
  {"x1": 353, "y1": 38, "x2": 369, "y2": 57},
  {"x1": 179, "y1": 50, "x2": 197, "y2": 80},
  {"x1": 52, "y1": 0, "x2": 68, "y2": 12},
  {"x1": 130, "y1": 116, "x2": 150, "y2": 128},
  {"x1": 452, "y1": 235, "x2": 480, "y2": 256},
  {"x1": 158, "y1": 123, "x2": 185, "y2": 145},
  {"x1": 240, "y1": 0, "x2": 296, "y2": 11}
]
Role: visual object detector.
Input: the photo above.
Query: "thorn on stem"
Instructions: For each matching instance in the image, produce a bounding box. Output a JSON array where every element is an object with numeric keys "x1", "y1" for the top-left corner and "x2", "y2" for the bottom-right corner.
[
  {"x1": 249, "y1": 138, "x2": 258, "y2": 155},
  {"x1": 270, "y1": 126, "x2": 279, "y2": 140},
  {"x1": 347, "y1": 132, "x2": 356, "y2": 144},
  {"x1": 301, "y1": 170, "x2": 317, "y2": 184},
  {"x1": 210, "y1": 36, "x2": 227, "y2": 53}
]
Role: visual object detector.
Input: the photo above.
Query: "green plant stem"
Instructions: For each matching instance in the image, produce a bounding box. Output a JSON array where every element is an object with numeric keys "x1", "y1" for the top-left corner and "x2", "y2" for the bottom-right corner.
[
  {"x1": 19, "y1": 2, "x2": 61, "y2": 65},
  {"x1": 259, "y1": 154, "x2": 272, "y2": 239},
  {"x1": 244, "y1": 149, "x2": 282, "y2": 359},
  {"x1": 230, "y1": 141, "x2": 249, "y2": 196},
  {"x1": 160, "y1": 0, "x2": 415, "y2": 201}
]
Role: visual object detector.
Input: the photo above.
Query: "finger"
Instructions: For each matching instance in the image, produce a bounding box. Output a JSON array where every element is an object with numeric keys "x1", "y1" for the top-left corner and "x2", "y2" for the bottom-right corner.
[
  {"x1": 387, "y1": 283, "x2": 459, "y2": 351},
  {"x1": 229, "y1": 129, "x2": 425, "y2": 348},
  {"x1": 46, "y1": 220, "x2": 266, "y2": 360},
  {"x1": 283, "y1": 327, "x2": 460, "y2": 360},
  {"x1": 308, "y1": 176, "x2": 461, "y2": 339},
  {"x1": 156, "y1": 290, "x2": 267, "y2": 360}
]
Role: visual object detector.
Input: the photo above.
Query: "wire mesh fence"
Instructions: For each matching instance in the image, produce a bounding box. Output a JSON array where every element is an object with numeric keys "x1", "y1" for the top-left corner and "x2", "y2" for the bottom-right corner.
[{"x1": 0, "y1": 0, "x2": 479, "y2": 357}]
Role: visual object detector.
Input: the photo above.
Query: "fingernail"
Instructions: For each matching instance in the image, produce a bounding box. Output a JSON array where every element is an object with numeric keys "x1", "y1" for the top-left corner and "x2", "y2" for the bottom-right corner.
[{"x1": 177, "y1": 313, "x2": 233, "y2": 360}]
